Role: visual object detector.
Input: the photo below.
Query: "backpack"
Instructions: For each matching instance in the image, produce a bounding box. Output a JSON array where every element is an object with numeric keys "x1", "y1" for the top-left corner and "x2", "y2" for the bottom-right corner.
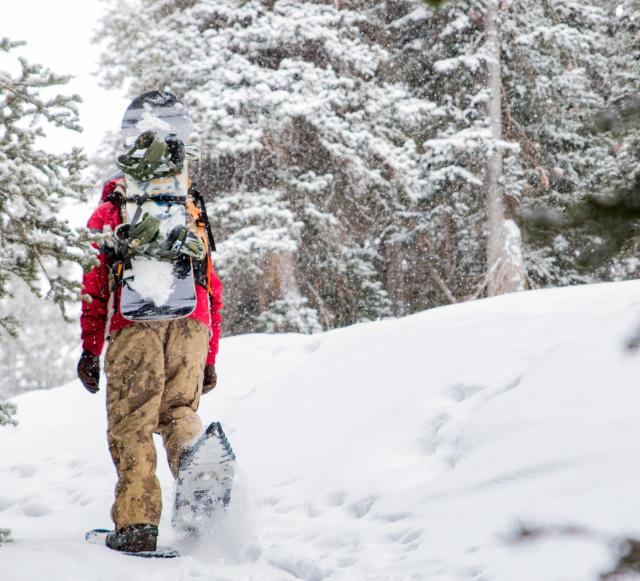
[{"x1": 101, "y1": 176, "x2": 216, "y2": 296}]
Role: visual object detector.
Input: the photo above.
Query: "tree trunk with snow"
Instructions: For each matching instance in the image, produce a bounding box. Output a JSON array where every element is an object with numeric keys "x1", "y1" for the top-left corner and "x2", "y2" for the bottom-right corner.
[
  {"x1": 484, "y1": 0, "x2": 525, "y2": 296},
  {"x1": 259, "y1": 252, "x2": 299, "y2": 311},
  {"x1": 257, "y1": 252, "x2": 322, "y2": 334},
  {"x1": 385, "y1": 239, "x2": 407, "y2": 317}
]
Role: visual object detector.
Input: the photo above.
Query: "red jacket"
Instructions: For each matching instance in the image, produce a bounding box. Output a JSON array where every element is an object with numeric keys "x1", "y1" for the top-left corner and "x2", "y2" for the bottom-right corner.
[{"x1": 80, "y1": 179, "x2": 223, "y2": 365}]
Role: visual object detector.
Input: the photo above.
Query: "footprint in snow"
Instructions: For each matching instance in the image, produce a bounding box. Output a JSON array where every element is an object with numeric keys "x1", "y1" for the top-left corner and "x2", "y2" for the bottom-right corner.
[
  {"x1": 0, "y1": 498, "x2": 14, "y2": 512},
  {"x1": 348, "y1": 496, "x2": 376, "y2": 519},
  {"x1": 376, "y1": 512, "x2": 411, "y2": 523},
  {"x1": 450, "y1": 383, "x2": 486, "y2": 402},
  {"x1": 305, "y1": 340, "x2": 322, "y2": 354},
  {"x1": 325, "y1": 490, "x2": 347, "y2": 507},
  {"x1": 274, "y1": 478, "x2": 298, "y2": 487},
  {"x1": 390, "y1": 528, "x2": 423, "y2": 546},
  {"x1": 22, "y1": 501, "x2": 52, "y2": 517},
  {"x1": 416, "y1": 412, "x2": 449, "y2": 456},
  {"x1": 12, "y1": 463, "x2": 38, "y2": 478},
  {"x1": 269, "y1": 555, "x2": 333, "y2": 581}
]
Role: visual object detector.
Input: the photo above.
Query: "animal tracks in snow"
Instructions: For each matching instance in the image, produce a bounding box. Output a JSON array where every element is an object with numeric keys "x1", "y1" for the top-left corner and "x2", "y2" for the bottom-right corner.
[
  {"x1": 325, "y1": 490, "x2": 347, "y2": 507},
  {"x1": 21, "y1": 501, "x2": 52, "y2": 517},
  {"x1": 269, "y1": 555, "x2": 333, "y2": 581},
  {"x1": 375, "y1": 511, "x2": 411, "y2": 523},
  {"x1": 421, "y1": 375, "x2": 523, "y2": 470},
  {"x1": 348, "y1": 495, "x2": 376, "y2": 519},
  {"x1": 252, "y1": 373, "x2": 528, "y2": 581},
  {"x1": 258, "y1": 487, "x2": 429, "y2": 579},
  {"x1": 450, "y1": 383, "x2": 486, "y2": 402},
  {"x1": 4, "y1": 462, "x2": 38, "y2": 479}
]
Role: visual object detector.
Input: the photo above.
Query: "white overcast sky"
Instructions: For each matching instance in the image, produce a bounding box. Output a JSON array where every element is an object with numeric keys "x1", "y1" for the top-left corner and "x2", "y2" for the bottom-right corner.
[{"x1": 1, "y1": 0, "x2": 129, "y2": 157}]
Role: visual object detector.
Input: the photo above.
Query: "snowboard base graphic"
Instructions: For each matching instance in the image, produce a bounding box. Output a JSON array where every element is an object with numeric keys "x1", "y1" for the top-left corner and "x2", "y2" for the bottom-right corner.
[{"x1": 118, "y1": 91, "x2": 197, "y2": 322}]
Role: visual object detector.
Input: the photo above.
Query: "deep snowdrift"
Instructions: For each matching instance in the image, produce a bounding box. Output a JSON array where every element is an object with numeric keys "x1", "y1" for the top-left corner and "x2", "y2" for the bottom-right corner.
[{"x1": 3, "y1": 281, "x2": 640, "y2": 581}]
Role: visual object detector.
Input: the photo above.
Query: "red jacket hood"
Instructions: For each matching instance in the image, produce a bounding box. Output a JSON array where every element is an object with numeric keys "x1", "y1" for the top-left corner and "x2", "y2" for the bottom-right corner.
[{"x1": 101, "y1": 173, "x2": 125, "y2": 202}]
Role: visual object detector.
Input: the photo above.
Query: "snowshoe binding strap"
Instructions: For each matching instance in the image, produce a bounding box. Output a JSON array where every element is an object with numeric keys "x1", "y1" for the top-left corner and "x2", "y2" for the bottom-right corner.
[{"x1": 189, "y1": 186, "x2": 216, "y2": 253}]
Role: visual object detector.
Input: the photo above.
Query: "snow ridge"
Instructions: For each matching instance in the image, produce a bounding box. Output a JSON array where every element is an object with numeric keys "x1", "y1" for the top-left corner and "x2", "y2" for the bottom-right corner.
[{"x1": 3, "y1": 281, "x2": 640, "y2": 580}]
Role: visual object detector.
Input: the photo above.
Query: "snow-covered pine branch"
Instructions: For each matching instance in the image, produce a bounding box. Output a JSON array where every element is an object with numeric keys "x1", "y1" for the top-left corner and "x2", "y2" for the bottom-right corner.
[
  {"x1": 0, "y1": 38, "x2": 95, "y2": 332},
  {"x1": 95, "y1": 0, "x2": 629, "y2": 323},
  {"x1": 96, "y1": 0, "x2": 429, "y2": 332},
  {"x1": 0, "y1": 395, "x2": 17, "y2": 542},
  {"x1": 0, "y1": 400, "x2": 17, "y2": 427},
  {"x1": 390, "y1": 0, "x2": 612, "y2": 300}
]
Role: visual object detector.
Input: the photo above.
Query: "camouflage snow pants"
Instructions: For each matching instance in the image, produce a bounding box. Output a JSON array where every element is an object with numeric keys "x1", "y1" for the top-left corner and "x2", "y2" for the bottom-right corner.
[{"x1": 105, "y1": 318, "x2": 209, "y2": 529}]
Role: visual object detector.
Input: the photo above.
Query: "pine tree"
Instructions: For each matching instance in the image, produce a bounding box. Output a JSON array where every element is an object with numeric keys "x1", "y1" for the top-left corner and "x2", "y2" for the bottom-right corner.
[
  {"x1": 585, "y1": 0, "x2": 640, "y2": 280},
  {"x1": 0, "y1": 400, "x2": 16, "y2": 426},
  {"x1": 0, "y1": 38, "x2": 94, "y2": 333},
  {"x1": 387, "y1": 0, "x2": 612, "y2": 306},
  {"x1": 502, "y1": 0, "x2": 613, "y2": 286},
  {"x1": 95, "y1": 0, "x2": 623, "y2": 324},
  {"x1": 96, "y1": 0, "x2": 430, "y2": 333},
  {"x1": 1, "y1": 36, "x2": 95, "y2": 543},
  {"x1": 387, "y1": 0, "x2": 523, "y2": 307},
  {"x1": 0, "y1": 279, "x2": 78, "y2": 398},
  {"x1": 0, "y1": 377, "x2": 16, "y2": 545},
  {"x1": 0, "y1": 528, "x2": 11, "y2": 543}
]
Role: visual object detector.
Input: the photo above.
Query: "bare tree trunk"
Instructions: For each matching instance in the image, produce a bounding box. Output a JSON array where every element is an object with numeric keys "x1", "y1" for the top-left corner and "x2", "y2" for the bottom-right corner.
[
  {"x1": 258, "y1": 251, "x2": 300, "y2": 311},
  {"x1": 485, "y1": 0, "x2": 525, "y2": 296},
  {"x1": 386, "y1": 239, "x2": 406, "y2": 316}
]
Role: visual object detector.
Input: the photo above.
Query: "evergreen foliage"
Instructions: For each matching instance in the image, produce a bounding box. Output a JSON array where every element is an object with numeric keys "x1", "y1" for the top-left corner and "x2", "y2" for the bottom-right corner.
[
  {"x1": 0, "y1": 400, "x2": 17, "y2": 427},
  {"x1": 0, "y1": 38, "x2": 94, "y2": 334},
  {"x1": 0, "y1": 279, "x2": 77, "y2": 398},
  {"x1": 388, "y1": 0, "x2": 613, "y2": 300},
  {"x1": 94, "y1": 0, "x2": 638, "y2": 331},
  {"x1": 0, "y1": 394, "x2": 16, "y2": 540},
  {"x1": 524, "y1": 0, "x2": 640, "y2": 282},
  {"x1": 0, "y1": 38, "x2": 96, "y2": 538},
  {"x1": 506, "y1": 0, "x2": 615, "y2": 284},
  {"x1": 585, "y1": 0, "x2": 640, "y2": 280},
  {"x1": 97, "y1": 0, "x2": 431, "y2": 333},
  {"x1": 387, "y1": 0, "x2": 498, "y2": 306}
]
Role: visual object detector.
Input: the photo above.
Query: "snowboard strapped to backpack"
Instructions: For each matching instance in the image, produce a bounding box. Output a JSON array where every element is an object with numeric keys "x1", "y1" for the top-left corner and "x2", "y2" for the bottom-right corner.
[
  {"x1": 103, "y1": 91, "x2": 216, "y2": 322},
  {"x1": 103, "y1": 181, "x2": 216, "y2": 321}
]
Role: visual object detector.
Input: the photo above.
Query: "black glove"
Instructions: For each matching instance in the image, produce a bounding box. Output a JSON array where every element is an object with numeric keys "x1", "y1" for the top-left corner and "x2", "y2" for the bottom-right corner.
[
  {"x1": 77, "y1": 350, "x2": 100, "y2": 393},
  {"x1": 202, "y1": 365, "x2": 217, "y2": 394}
]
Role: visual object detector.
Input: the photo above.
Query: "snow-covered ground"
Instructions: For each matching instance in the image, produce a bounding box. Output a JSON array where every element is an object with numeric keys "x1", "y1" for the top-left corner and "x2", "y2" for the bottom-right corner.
[{"x1": 3, "y1": 281, "x2": 640, "y2": 580}]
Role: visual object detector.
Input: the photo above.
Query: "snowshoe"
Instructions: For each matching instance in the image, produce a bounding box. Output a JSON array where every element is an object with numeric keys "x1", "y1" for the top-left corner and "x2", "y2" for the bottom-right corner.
[
  {"x1": 85, "y1": 526, "x2": 180, "y2": 558},
  {"x1": 172, "y1": 422, "x2": 236, "y2": 538}
]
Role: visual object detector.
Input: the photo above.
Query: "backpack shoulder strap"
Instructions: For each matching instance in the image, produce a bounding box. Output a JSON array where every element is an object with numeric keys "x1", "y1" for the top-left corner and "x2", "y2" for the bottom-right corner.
[{"x1": 188, "y1": 185, "x2": 216, "y2": 252}]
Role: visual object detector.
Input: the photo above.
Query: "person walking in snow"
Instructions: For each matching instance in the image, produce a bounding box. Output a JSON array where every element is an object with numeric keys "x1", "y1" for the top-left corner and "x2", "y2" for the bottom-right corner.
[{"x1": 76, "y1": 93, "x2": 223, "y2": 554}]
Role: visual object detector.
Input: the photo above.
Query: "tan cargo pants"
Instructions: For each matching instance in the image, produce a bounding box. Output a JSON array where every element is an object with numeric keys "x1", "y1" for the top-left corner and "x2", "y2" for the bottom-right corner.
[{"x1": 105, "y1": 318, "x2": 209, "y2": 529}]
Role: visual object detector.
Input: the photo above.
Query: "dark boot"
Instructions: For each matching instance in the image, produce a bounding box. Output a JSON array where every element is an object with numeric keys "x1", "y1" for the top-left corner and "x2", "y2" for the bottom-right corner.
[{"x1": 106, "y1": 524, "x2": 158, "y2": 553}]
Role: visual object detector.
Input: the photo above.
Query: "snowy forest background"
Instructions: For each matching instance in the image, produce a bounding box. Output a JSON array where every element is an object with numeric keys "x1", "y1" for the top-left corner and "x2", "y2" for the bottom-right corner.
[{"x1": 2, "y1": 0, "x2": 640, "y2": 402}]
